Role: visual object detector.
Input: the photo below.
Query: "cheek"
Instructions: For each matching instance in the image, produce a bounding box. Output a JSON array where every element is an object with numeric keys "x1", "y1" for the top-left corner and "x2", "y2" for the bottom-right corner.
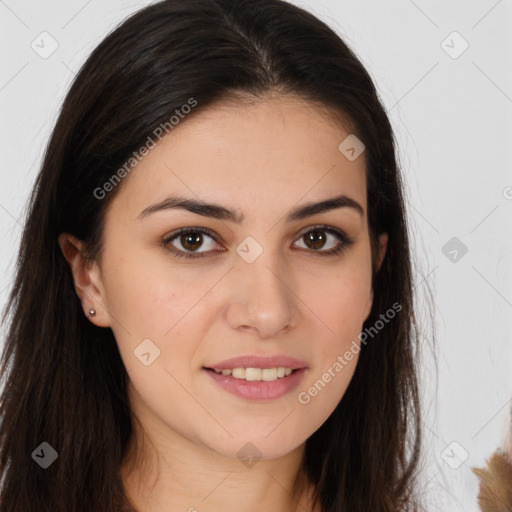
[
  {"x1": 298, "y1": 263, "x2": 371, "y2": 408},
  {"x1": 309, "y1": 265, "x2": 372, "y2": 344},
  {"x1": 101, "y1": 248, "x2": 215, "y2": 374},
  {"x1": 102, "y1": 244, "x2": 204, "y2": 331}
]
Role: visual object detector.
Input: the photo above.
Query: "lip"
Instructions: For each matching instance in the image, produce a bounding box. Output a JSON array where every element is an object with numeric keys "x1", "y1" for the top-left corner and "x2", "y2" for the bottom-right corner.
[
  {"x1": 203, "y1": 367, "x2": 307, "y2": 401},
  {"x1": 204, "y1": 355, "x2": 307, "y2": 370}
]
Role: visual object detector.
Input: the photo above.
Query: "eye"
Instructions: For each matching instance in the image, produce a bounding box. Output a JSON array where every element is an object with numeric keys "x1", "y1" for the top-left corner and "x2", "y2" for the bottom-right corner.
[
  {"x1": 162, "y1": 227, "x2": 222, "y2": 259},
  {"x1": 292, "y1": 225, "x2": 354, "y2": 256},
  {"x1": 162, "y1": 225, "x2": 354, "y2": 260}
]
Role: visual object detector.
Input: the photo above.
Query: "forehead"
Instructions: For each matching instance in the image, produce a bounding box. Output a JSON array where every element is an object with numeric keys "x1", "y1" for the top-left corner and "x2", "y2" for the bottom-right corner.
[{"x1": 106, "y1": 94, "x2": 367, "y2": 224}]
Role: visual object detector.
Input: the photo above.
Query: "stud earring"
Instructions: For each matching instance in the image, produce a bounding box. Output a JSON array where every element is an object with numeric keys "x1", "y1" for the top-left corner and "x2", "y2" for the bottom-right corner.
[{"x1": 88, "y1": 308, "x2": 96, "y2": 317}]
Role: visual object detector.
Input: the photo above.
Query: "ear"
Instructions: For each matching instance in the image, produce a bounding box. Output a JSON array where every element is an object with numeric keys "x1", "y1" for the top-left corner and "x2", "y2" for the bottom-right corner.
[
  {"x1": 363, "y1": 233, "x2": 389, "y2": 322},
  {"x1": 376, "y1": 232, "x2": 388, "y2": 271},
  {"x1": 362, "y1": 292, "x2": 373, "y2": 324},
  {"x1": 57, "y1": 233, "x2": 111, "y2": 328}
]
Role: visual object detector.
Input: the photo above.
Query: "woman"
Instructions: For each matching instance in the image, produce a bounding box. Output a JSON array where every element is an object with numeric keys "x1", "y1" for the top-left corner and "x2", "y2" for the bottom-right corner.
[{"x1": 0, "y1": 0, "x2": 426, "y2": 510}]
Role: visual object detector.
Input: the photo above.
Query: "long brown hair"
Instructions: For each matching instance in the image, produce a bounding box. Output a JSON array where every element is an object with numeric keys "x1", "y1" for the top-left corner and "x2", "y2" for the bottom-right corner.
[{"x1": 0, "y1": 0, "x2": 430, "y2": 510}]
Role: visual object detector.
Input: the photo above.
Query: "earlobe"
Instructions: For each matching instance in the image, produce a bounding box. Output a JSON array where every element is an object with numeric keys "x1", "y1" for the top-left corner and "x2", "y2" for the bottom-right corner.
[{"x1": 57, "y1": 233, "x2": 110, "y2": 327}]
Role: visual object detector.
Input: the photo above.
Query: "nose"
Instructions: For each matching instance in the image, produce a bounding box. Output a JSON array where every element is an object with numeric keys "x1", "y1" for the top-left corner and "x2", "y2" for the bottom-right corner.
[{"x1": 224, "y1": 248, "x2": 299, "y2": 339}]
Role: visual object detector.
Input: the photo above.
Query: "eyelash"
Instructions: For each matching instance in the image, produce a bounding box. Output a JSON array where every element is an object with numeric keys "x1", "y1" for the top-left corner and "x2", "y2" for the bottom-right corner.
[{"x1": 162, "y1": 225, "x2": 355, "y2": 260}]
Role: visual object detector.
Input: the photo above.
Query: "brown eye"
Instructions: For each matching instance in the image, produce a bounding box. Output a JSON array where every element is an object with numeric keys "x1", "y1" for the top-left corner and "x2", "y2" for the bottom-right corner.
[
  {"x1": 180, "y1": 232, "x2": 204, "y2": 251},
  {"x1": 303, "y1": 230, "x2": 328, "y2": 250},
  {"x1": 163, "y1": 228, "x2": 219, "y2": 259},
  {"x1": 163, "y1": 225, "x2": 353, "y2": 261},
  {"x1": 294, "y1": 226, "x2": 352, "y2": 255}
]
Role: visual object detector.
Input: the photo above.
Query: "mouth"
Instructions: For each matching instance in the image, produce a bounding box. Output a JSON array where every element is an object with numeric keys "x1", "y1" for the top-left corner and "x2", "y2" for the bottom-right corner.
[
  {"x1": 203, "y1": 366, "x2": 299, "y2": 381},
  {"x1": 202, "y1": 365, "x2": 307, "y2": 401}
]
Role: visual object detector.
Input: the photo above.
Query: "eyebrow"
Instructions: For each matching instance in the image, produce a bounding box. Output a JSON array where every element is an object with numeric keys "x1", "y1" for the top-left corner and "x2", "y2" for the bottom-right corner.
[{"x1": 137, "y1": 194, "x2": 364, "y2": 223}]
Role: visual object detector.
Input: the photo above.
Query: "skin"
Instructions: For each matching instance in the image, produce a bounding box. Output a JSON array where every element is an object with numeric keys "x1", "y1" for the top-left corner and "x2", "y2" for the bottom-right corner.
[{"x1": 59, "y1": 92, "x2": 388, "y2": 512}]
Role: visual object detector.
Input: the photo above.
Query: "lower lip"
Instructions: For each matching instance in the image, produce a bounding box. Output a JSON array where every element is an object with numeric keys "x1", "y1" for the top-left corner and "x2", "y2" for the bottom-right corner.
[{"x1": 203, "y1": 368, "x2": 307, "y2": 401}]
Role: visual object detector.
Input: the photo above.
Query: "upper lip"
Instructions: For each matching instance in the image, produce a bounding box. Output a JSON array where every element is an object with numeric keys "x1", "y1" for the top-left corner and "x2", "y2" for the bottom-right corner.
[{"x1": 204, "y1": 355, "x2": 307, "y2": 370}]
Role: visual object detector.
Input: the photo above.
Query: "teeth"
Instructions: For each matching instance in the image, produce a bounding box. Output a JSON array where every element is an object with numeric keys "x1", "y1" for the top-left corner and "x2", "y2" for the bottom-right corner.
[
  {"x1": 261, "y1": 368, "x2": 276, "y2": 381},
  {"x1": 232, "y1": 368, "x2": 245, "y2": 379},
  {"x1": 212, "y1": 367, "x2": 296, "y2": 381},
  {"x1": 245, "y1": 368, "x2": 261, "y2": 381}
]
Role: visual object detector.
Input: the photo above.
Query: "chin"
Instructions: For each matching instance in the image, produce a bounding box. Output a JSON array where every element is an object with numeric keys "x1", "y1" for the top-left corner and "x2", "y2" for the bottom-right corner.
[{"x1": 210, "y1": 437, "x2": 302, "y2": 464}]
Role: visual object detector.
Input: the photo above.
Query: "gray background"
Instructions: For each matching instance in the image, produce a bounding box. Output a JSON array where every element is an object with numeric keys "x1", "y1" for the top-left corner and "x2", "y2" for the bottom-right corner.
[{"x1": 1, "y1": 1, "x2": 511, "y2": 510}]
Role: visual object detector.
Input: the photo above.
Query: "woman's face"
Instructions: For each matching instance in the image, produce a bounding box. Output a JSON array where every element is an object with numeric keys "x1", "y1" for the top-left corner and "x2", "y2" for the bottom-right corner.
[{"x1": 70, "y1": 94, "x2": 387, "y2": 462}]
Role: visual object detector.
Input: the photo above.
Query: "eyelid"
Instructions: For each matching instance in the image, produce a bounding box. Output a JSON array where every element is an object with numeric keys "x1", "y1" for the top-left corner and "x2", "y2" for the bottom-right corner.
[
  {"x1": 163, "y1": 224, "x2": 350, "y2": 243},
  {"x1": 163, "y1": 226, "x2": 218, "y2": 240}
]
